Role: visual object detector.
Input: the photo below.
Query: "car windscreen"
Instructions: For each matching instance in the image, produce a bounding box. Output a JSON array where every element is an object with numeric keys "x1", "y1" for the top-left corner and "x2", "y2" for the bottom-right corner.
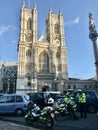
[
  {"x1": 0, "y1": 96, "x2": 6, "y2": 103},
  {"x1": 24, "y1": 95, "x2": 30, "y2": 101},
  {"x1": 44, "y1": 93, "x2": 51, "y2": 99}
]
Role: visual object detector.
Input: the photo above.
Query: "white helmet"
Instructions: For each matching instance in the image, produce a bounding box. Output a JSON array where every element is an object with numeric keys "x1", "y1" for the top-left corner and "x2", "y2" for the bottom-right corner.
[{"x1": 48, "y1": 97, "x2": 54, "y2": 104}]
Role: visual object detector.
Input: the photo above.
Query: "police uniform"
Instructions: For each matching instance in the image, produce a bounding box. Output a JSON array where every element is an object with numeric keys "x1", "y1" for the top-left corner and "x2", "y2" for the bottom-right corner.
[
  {"x1": 77, "y1": 91, "x2": 87, "y2": 118},
  {"x1": 64, "y1": 95, "x2": 79, "y2": 120}
]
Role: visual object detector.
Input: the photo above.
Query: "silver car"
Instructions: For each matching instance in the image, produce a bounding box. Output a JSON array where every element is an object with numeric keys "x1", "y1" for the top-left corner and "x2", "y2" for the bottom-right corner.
[{"x1": 0, "y1": 93, "x2": 30, "y2": 116}]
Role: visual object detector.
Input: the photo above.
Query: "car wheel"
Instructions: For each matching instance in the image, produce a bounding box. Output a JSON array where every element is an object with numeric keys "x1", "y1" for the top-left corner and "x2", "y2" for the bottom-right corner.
[
  {"x1": 88, "y1": 104, "x2": 96, "y2": 113},
  {"x1": 15, "y1": 108, "x2": 23, "y2": 116}
]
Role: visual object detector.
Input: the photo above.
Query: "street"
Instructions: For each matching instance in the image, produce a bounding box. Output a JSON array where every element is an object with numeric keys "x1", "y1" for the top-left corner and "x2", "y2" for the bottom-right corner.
[{"x1": 0, "y1": 112, "x2": 98, "y2": 130}]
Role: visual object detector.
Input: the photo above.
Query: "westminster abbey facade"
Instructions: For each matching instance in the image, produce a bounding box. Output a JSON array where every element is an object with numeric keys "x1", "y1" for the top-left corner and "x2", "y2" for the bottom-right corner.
[{"x1": 16, "y1": 3, "x2": 68, "y2": 93}]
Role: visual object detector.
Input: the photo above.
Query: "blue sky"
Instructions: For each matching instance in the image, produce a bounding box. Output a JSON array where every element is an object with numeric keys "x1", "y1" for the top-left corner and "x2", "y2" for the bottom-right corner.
[{"x1": 0, "y1": 0, "x2": 98, "y2": 79}]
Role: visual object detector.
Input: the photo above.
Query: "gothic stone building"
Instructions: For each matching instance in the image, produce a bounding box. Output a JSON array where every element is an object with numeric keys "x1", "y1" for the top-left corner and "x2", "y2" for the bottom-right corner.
[
  {"x1": 0, "y1": 61, "x2": 17, "y2": 94},
  {"x1": 16, "y1": 3, "x2": 68, "y2": 93}
]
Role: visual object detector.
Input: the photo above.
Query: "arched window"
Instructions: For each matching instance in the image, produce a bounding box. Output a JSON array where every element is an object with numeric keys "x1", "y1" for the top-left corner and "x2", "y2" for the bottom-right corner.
[
  {"x1": 54, "y1": 23, "x2": 59, "y2": 34},
  {"x1": 57, "y1": 64, "x2": 62, "y2": 71},
  {"x1": 26, "y1": 49, "x2": 31, "y2": 57},
  {"x1": 56, "y1": 51, "x2": 60, "y2": 58},
  {"x1": 39, "y1": 51, "x2": 49, "y2": 73},
  {"x1": 27, "y1": 18, "x2": 32, "y2": 30},
  {"x1": 84, "y1": 85, "x2": 87, "y2": 89},
  {"x1": 28, "y1": 81, "x2": 31, "y2": 86},
  {"x1": 25, "y1": 64, "x2": 31, "y2": 73},
  {"x1": 89, "y1": 85, "x2": 91, "y2": 89},
  {"x1": 68, "y1": 86, "x2": 71, "y2": 89},
  {"x1": 73, "y1": 85, "x2": 76, "y2": 89}
]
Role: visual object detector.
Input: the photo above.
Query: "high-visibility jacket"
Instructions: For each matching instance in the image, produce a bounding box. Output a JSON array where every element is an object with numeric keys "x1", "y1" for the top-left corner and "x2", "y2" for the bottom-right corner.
[
  {"x1": 77, "y1": 92, "x2": 86, "y2": 103},
  {"x1": 64, "y1": 97, "x2": 76, "y2": 110},
  {"x1": 64, "y1": 97, "x2": 75, "y2": 106},
  {"x1": 64, "y1": 97, "x2": 72, "y2": 104}
]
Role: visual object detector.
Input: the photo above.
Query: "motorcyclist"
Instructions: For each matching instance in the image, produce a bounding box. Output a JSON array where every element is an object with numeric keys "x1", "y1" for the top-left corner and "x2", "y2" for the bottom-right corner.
[{"x1": 64, "y1": 92, "x2": 79, "y2": 120}]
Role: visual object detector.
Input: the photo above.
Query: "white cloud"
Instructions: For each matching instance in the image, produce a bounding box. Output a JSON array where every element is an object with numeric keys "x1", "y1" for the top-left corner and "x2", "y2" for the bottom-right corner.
[
  {"x1": 65, "y1": 17, "x2": 80, "y2": 27},
  {"x1": 0, "y1": 25, "x2": 17, "y2": 37}
]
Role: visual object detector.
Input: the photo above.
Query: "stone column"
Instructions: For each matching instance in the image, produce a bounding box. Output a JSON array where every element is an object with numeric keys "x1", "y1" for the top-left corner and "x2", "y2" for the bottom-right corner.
[{"x1": 89, "y1": 13, "x2": 98, "y2": 80}]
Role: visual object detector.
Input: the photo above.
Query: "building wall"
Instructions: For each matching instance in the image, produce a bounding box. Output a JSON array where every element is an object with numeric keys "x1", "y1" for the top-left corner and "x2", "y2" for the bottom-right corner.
[
  {"x1": 64, "y1": 79, "x2": 98, "y2": 92},
  {"x1": 16, "y1": 4, "x2": 68, "y2": 93},
  {"x1": 0, "y1": 62, "x2": 97, "y2": 93},
  {"x1": 0, "y1": 61, "x2": 17, "y2": 94}
]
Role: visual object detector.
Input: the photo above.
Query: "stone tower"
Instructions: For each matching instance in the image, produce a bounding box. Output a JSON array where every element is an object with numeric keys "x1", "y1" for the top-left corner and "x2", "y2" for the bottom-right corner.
[
  {"x1": 16, "y1": 2, "x2": 68, "y2": 93},
  {"x1": 89, "y1": 13, "x2": 98, "y2": 80},
  {"x1": 46, "y1": 9, "x2": 68, "y2": 79}
]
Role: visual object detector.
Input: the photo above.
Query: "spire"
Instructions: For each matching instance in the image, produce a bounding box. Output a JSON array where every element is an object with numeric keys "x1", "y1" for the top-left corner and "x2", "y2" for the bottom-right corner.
[
  {"x1": 22, "y1": 0, "x2": 25, "y2": 8},
  {"x1": 49, "y1": 8, "x2": 52, "y2": 14},
  {"x1": 33, "y1": 3, "x2": 37, "y2": 11},
  {"x1": 34, "y1": 3, "x2": 37, "y2": 10},
  {"x1": 59, "y1": 8, "x2": 62, "y2": 15}
]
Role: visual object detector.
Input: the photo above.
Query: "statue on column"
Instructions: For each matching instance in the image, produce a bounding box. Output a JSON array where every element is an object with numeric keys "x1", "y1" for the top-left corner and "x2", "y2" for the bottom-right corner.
[
  {"x1": 89, "y1": 13, "x2": 97, "y2": 38},
  {"x1": 89, "y1": 13, "x2": 98, "y2": 80}
]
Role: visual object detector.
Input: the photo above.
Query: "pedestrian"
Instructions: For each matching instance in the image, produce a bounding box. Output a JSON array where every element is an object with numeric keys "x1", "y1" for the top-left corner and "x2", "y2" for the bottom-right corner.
[
  {"x1": 64, "y1": 93, "x2": 79, "y2": 120},
  {"x1": 76, "y1": 90, "x2": 87, "y2": 118}
]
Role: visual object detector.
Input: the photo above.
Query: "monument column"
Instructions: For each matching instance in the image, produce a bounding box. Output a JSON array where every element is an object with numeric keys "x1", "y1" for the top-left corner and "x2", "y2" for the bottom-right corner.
[{"x1": 89, "y1": 13, "x2": 98, "y2": 80}]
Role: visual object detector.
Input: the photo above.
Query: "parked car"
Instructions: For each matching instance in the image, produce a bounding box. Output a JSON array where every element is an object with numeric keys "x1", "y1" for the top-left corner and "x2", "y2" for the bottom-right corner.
[
  {"x1": 27, "y1": 92, "x2": 51, "y2": 109},
  {"x1": 0, "y1": 93, "x2": 30, "y2": 116},
  {"x1": 45, "y1": 91, "x2": 62, "y2": 101},
  {"x1": 73, "y1": 90, "x2": 98, "y2": 113}
]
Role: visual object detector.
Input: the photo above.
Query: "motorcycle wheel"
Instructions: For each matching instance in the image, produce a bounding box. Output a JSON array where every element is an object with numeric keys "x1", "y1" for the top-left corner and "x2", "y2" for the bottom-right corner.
[
  {"x1": 25, "y1": 116, "x2": 32, "y2": 125},
  {"x1": 46, "y1": 118, "x2": 54, "y2": 128},
  {"x1": 55, "y1": 111, "x2": 61, "y2": 121}
]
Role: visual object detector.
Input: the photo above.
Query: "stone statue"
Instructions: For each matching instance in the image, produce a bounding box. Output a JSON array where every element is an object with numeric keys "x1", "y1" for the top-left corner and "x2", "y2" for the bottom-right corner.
[{"x1": 89, "y1": 13, "x2": 97, "y2": 34}]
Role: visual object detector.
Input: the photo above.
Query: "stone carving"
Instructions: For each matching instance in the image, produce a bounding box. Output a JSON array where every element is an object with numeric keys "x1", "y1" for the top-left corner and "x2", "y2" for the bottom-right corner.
[{"x1": 25, "y1": 33, "x2": 32, "y2": 42}]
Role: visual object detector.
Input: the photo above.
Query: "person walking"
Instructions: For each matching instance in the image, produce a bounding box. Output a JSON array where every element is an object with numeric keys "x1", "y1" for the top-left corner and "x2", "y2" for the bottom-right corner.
[{"x1": 76, "y1": 90, "x2": 87, "y2": 118}]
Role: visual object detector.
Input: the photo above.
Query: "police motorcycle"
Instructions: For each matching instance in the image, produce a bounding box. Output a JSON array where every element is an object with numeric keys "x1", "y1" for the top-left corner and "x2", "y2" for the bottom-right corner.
[
  {"x1": 25, "y1": 103, "x2": 54, "y2": 128},
  {"x1": 55, "y1": 99, "x2": 69, "y2": 120},
  {"x1": 54, "y1": 97, "x2": 77, "y2": 120}
]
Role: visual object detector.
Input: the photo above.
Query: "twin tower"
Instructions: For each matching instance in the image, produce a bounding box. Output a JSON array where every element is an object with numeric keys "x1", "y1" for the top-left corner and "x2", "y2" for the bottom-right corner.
[{"x1": 16, "y1": 2, "x2": 68, "y2": 93}]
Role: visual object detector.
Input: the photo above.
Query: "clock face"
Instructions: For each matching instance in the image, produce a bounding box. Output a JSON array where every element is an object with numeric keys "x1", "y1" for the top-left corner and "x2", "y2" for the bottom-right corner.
[
  {"x1": 56, "y1": 41, "x2": 60, "y2": 46},
  {"x1": 25, "y1": 34, "x2": 32, "y2": 42}
]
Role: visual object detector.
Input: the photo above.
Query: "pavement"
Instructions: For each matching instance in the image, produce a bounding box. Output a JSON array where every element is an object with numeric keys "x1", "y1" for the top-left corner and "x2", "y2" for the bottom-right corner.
[{"x1": 0, "y1": 120, "x2": 40, "y2": 130}]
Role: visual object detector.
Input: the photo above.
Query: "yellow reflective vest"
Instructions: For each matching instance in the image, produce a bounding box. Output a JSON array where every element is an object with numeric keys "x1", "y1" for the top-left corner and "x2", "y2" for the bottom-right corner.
[{"x1": 77, "y1": 92, "x2": 86, "y2": 103}]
